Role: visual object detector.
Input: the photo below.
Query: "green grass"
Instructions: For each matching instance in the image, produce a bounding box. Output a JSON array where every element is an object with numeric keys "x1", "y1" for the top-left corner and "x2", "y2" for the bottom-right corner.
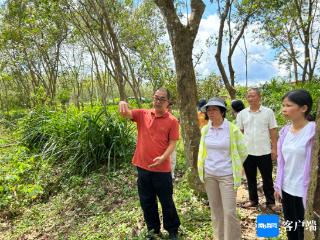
[
  {"x1": 0, "y1": 145, "x2": 288, "y2": 240},
  {"x1": 1, "y1": 90, "x2": 302, "y2": 240},
  {"x1": 0, "y1": 163, "x2": 215, "y2": 240},
  {"x1": 19, "y1": 105, "x2": 136, "y2": 176},
  {"x1": 1, "y1": 116, "x2": 287, "y2": 240},
  {"x1": 0, "y1": 117, "x2": 209, "y2": 239},
  {"x1": 1, "y1": 165, "x2": 291, "y2": 239}
]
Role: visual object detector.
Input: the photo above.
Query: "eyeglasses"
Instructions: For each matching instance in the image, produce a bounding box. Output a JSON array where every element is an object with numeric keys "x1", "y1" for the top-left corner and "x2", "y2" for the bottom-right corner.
[{"x1": 153, "y1": 96, "x2": 168, "y2": 103}]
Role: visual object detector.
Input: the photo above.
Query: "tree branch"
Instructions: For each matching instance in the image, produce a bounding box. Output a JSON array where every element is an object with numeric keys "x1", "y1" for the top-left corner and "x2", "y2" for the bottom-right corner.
[{"x1": 189, "y1": 0, "x2": 206, "y2": 37}]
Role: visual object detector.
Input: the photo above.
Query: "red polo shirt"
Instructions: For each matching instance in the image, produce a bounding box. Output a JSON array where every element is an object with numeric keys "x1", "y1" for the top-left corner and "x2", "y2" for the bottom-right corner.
[{"x1": 131, "y1": 109, "x2": 179, "y2": 172}]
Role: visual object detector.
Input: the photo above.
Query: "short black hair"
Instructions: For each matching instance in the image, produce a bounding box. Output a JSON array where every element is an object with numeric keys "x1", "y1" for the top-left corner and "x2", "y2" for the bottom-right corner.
[
  {"x1": 205, "y1": 106, "x2": 227, "y2": 118},
  {"x1": 198, "y1": 99, "x2": 207, "y2": 111},
  {"x1": 219, "y1": 106, "x2": 227, "y2": 118},
  {"x1": 231, "y1": 100, "x2": 245, "y2": 113},
  {"x1": 282, "y1": 89, "x2": 313, "y2": 119}
]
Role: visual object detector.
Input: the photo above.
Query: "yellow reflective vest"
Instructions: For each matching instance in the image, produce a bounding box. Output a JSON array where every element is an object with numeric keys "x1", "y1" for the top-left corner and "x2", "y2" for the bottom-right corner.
[{"x1": 197, "y1": 120, "x2": 248, "y2": 189}]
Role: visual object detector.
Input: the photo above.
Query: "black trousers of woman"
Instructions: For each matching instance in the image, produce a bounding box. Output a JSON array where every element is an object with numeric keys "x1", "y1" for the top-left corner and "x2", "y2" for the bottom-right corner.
[{"x1": 282, "y1": 190, "x2": 305, "y2": 240}]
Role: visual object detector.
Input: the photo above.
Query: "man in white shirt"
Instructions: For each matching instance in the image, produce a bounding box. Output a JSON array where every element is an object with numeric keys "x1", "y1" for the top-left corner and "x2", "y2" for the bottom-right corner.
[{"x1": 237, "y1": 88, "x2": 278, "y2": 210}]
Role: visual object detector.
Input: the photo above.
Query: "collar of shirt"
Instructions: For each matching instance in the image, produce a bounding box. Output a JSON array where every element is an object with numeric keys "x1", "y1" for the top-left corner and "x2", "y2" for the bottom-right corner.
[
  {"x1": 209, "y1": 119, "x2": 227, "y2": 130},
  {"x1": 248, "y1": 105, "x2": 263, "y2": 113},
  {"x1": 150, "y1": 109, "x2": 169, "y2": 118}
]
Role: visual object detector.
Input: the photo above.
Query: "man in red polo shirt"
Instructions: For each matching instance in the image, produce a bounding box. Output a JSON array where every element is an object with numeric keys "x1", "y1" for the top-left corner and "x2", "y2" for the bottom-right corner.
[{"x1": 119, "y1": 88, "x2": 180, "y2": 240}]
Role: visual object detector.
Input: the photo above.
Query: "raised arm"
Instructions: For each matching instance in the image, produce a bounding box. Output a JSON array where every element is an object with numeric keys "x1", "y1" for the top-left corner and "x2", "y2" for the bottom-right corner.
[{"x1": 118, "y1": 101, "x2": 133, "y2": 119}]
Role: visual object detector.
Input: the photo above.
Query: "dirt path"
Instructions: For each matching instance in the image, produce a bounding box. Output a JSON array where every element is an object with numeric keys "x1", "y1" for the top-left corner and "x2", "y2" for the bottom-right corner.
[{"x1": 237, "y1": 182, "x2": 285, "y2": 240}]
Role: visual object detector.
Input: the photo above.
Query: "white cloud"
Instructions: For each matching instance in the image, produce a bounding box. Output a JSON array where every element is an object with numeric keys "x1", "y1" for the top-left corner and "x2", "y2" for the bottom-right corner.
[
  {"x1": 193, "y1": 14, "x2": 282, "y2": 85},
  {"x1": 159, "y1": 12, "x2": 294, "y2": 85}
]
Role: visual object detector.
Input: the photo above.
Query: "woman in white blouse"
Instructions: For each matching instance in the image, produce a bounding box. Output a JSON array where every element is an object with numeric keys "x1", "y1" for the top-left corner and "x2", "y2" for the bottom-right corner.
[
  {"x1": 274, "y1": 89, "x2": 316, "y2": 240},
  {"x1": 198, "y1": 97, "x2": 248, "y2": 240}
]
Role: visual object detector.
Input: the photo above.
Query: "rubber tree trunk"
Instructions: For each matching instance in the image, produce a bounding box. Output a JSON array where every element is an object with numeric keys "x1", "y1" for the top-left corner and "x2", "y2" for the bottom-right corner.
[
  {"x1": 305, "y1": 99, "x2": 320, "y2": 240},
  {"x1": 154, "y1": 0, "x2": 206, "y2": 193}
]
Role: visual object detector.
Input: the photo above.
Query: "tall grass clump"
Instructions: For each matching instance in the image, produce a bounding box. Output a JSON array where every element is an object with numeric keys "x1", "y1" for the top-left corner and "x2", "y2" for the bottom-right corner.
[{"x1": 19, "y1": 106, "x2": 136, "y2": 176}]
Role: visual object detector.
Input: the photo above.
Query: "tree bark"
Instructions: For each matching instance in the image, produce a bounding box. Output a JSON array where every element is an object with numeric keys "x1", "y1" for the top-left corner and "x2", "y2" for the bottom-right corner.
[
  {"x1": 305, "y1": 99, "x2": 320, "y2": 239},
  {"x1": 99, "y1": 0, "x2": 127, "y2": 101},
  {"x1": 88, "y1": 46, "x2": 107, "y2": 106},
  {"x1": 215, "y1": 0, "x2": 236, "y2": 99},
  {"x1": 120, "y1": 49, "x2": 142, "y2": 107},
  {"x1": 227, "y1": 10, "x2": 251, "y2": 88},
  {"x1": 243, "y1": 35, "x2": 248, "y2": 88},
  {"x1": 293, "y1": 0, "x2": 313, "y2": 82},
  {"x1": 286, "y1": 23, "x2": 299, "y2": 83},
  {"x1": 74, "y1": 0, "x2": 127, "y2": 101},
  {"x1": 154, "y1": 0, "x2": 205, "y2": 193}
]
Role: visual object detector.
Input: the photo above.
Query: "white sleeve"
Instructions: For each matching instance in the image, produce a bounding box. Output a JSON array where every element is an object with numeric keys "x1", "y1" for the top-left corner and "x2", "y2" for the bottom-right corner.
[
  {"x1": 268, "y1": 109, "x2": 278, "y2": 129},
  {"x1": 236, "y1": 111, "x2": 243, "y2": 130}
]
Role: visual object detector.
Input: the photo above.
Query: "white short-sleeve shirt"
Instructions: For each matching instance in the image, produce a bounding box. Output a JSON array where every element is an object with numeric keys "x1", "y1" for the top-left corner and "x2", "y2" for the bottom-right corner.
[
  {"x1": 282, "y1": 122, "x2": 312, "y2": 197},
  {"x1": 204, "y1": 119, "x2": 232, "y2": 176},
  {"x1": 236, "y1": 106, "x2": 278, "y2": 156}
]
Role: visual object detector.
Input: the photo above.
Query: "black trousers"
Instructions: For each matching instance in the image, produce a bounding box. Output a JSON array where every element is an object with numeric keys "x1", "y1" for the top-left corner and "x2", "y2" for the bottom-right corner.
[
  {"x1": 137, "y1": 167, "x2": 180, "y2": 234},
  {"x1": 282, "y1": 191, "x2": 305, "y2": 240},
  {"x1": 243, "y1": 154, "x2": 275, "y2": 205}
]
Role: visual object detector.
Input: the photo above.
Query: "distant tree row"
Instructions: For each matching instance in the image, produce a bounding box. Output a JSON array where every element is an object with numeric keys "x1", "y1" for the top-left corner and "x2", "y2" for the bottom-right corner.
[{"x1": 0, "y1": 0, "x2": 318, "y2": 111}]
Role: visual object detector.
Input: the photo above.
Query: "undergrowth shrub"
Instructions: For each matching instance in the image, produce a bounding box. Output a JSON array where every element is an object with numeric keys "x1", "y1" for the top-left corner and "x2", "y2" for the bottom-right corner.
[
  {"x1": 262, "y1": 78, "x2": 320, "y2": 126},
  {"x1": 0, "y1": 109, "x2": 27, "y2": 130},
  {"x1": 236, "y1": 78, "x2": 320, "y2": 127},
  {"x1": 19, "y1": 106, "x2": 136, "y2": 176},
  {"x1": 0, "y1": 146, "x2": 47, "y2": 211}
]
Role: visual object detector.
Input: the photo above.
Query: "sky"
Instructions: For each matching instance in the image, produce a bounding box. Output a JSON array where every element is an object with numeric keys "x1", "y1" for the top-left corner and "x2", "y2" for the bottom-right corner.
[
  {"x1": 0, "y1": 0, "x2": 289, "y2": 86},
  {"x1": 189, "y1": 0, "x2": 287, "y2": 85}
]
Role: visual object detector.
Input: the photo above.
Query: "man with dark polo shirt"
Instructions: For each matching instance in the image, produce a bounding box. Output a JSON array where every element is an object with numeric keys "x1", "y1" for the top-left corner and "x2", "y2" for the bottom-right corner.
[{"x1": 119, "y1": 88, "x2": 180, "y2": 240}]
